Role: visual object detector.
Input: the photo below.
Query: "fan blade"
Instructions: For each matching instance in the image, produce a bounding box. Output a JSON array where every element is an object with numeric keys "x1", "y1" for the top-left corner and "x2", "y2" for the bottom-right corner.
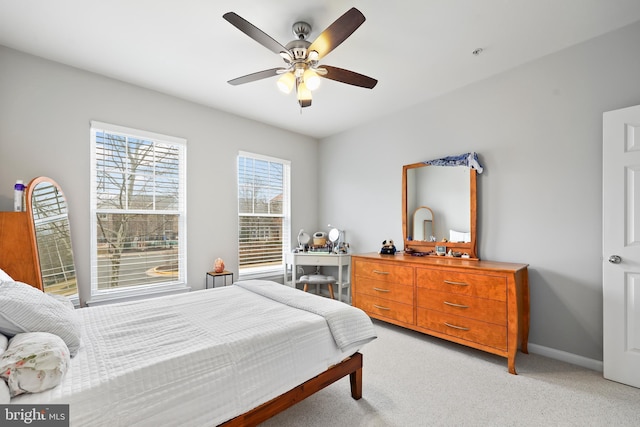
[
  {"x1": 228, "y1": 68, "x2": 283, "y2": 86},
  {"x1": 223, "y1": 12, "x2": 288, "y2": 54},
  {"x1": 308, "y1": 7, "x2": 365, "y2": 60},
  {"x1": 321, "y1": 66, "x2": 378, "y2": 89}
]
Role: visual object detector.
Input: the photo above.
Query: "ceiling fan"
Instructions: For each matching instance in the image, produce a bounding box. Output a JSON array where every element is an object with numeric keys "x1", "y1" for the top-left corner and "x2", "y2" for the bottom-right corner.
[{"x1": 223, "y1": 7, "x2": 377, "y2": 108}]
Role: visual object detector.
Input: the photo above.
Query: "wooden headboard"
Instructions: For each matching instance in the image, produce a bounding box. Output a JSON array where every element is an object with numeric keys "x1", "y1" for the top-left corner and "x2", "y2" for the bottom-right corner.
[{"x1": 0, "y1": 211, "x2": 42, "y2": 289}]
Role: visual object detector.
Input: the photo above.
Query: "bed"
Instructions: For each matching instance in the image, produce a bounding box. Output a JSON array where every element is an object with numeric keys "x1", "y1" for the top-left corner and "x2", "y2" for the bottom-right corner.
[{"x1": 0, "y1": 272, "x2": 377, "y2": 426}]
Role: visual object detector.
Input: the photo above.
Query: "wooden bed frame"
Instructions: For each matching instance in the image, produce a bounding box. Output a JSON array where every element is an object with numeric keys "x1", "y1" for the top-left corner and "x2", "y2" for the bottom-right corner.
[
  {"x1": 0, "y1": 262, "x2": 366, "y2": 426},
  {"x1": 221, "y1": 352, "x2": 363, "y2": 426}
]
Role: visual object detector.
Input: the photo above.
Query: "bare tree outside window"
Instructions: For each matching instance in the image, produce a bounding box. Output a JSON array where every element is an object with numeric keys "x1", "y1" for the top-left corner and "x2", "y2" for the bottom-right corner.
[{"x1": 91, "y1": 123, "x2": 186, "y2": 295}]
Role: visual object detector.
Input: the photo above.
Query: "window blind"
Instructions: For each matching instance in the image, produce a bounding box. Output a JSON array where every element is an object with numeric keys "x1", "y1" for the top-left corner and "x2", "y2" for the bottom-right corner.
[
  {"x1": 238, "y1": 153, "x2": 290, "y2": 271},
  {"x1": 90, "y1": 121, "x2": 186, "y2": 296}
]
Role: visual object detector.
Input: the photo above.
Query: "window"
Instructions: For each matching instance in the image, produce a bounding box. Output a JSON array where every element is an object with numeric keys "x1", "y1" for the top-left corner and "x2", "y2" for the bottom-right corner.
[
  {"x1": 89, "y1": 121, "x2": 187, "y2": 302},
  {"x1": 237, "y1": 152, "x2": 290, "y2": 277}
]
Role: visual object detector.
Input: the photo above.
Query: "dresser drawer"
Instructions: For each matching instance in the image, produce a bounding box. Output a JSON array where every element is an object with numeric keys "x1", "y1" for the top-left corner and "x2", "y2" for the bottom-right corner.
[
  {"x1": 416, "y1": 268, "x2": 506, "y2": 301},
  {"x1": 355, "y1": 293, "x2": 414, "y2": 324},
  {"x1": 354, "y1": 260, "x2": 413, "y2": 285},
  {"x1": 417, "y1": 308, "x2": 507, "y2": 351},
  {"x1": 293, "y1": 255, "x2": 341, "y2": 266},
  {"x1": 355, "y1": 277, "x2": 414, "y2": 303},
  {"x1": 417, "y1": 289, "x2": 506, "y2": 325}
]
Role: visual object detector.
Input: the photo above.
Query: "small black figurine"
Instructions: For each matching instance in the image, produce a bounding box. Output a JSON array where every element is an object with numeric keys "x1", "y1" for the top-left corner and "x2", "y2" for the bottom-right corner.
[{"x1": 379, "y1": 239, "x2": 397, "y2": 255}]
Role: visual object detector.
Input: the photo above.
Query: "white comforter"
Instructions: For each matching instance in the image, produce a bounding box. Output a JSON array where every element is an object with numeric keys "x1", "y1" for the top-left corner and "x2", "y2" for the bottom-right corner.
[{"x1": 13, "y1": 280, "x2": 376, "y2": 426}]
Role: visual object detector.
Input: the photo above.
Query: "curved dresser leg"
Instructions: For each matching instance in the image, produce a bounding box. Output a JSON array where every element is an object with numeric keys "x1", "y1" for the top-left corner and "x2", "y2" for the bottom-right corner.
[{"x1": 508, "y1": 356, "x2": 518, "y2": 375}]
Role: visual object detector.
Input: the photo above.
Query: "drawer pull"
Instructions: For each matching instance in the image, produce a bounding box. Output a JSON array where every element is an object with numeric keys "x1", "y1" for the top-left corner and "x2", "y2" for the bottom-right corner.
[
  {"x1": 444, "y1": 280, "x2": 469, "y2": 286},
  {"x1": 444, "y1": 301, "x2": 469, "y2": 309},
  {"x1": 373, "y1": 304, "x2": 391, "y2": 311},
  {"x1": 444, "y1": 322, "x2": 470, "y2": 331},
  {"x1": 373, "y1": 287, "x2": 391, "y2": 293},
  {"x1": 372, "y1": 270, "x2": 390, "y2": 275}
]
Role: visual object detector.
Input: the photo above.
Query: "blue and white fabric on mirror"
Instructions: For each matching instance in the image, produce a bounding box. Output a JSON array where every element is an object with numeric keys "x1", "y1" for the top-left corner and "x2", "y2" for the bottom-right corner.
[{"x1": 423, "y1": 152, "x2": 483, "y2": 173}]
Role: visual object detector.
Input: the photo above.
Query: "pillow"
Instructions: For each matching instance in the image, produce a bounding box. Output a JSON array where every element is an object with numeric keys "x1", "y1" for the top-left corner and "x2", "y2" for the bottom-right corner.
[
  {"x1": 0, "y1": 281, "x2": 81, "y2": 356},
  {"x1": 0, "y1": 333, "x2": 7, "y2": 354},
  {"x1": 0, "y1": 268, "x2": 13, "y2": 283},
  {"x1": 47, "y1": 293, "x2": 76, "y2": 310},
  {"x1": 0, "y1": 332, "x2": 70, "y2": 397}
]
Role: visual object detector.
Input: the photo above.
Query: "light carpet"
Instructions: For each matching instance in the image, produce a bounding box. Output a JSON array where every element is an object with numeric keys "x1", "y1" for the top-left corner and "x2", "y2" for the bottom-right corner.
[{"x1": 262, "y1": 320, "x2": 640, "y2": 426}]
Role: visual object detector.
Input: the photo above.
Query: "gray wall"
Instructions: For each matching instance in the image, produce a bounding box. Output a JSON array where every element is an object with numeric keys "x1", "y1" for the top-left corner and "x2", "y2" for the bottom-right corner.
[
  {"x1": 0, "y1": 46, "x2": 319, "y2": 305},
  {"x1": 318, "y1": 21, "x2": 640, "y2": 362}
]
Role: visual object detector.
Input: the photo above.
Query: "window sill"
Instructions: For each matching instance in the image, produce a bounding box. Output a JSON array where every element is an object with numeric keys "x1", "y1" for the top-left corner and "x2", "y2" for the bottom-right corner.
[
  {"x1": 86, "y1": 283, "x2": 191, "y2": 306},
  {"x1": 238, "y1": 265, "x2": 283, "y2": 283}
]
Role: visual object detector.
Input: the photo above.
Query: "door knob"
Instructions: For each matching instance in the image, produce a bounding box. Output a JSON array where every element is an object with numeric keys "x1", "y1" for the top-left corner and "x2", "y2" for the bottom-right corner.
[{"x1": 608, "y1": 255, "x2": 622, "y2": 264}]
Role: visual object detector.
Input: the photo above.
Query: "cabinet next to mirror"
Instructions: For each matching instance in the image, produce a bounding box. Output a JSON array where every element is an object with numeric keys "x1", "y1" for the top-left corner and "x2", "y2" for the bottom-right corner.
[
  {"x1": 351, "y1": 253, "x2": 529, "y2": 374},
  {"x1": 0, "y1": 212, "x2": 41, "y2": 288}
]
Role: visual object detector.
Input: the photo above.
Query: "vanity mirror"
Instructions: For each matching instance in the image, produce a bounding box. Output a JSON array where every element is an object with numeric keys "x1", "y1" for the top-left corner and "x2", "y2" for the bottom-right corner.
[
  {"x1": 25, "y1": 176, "x2": 78, "y2": 296},
  {"x1": 402, "y1": 154, "x2": 479, "y2": 259}
]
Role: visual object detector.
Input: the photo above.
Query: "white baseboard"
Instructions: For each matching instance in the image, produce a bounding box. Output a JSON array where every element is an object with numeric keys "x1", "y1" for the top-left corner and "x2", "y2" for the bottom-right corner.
[{"x1": 528, "y1": 343, "x2": 603, "y2": 372}]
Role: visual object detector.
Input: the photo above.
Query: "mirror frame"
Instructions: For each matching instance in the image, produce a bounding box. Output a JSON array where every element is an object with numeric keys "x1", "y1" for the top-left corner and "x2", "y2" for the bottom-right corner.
[{"x1": 402, "y1": 162, "x2": 478, "y2": 259}]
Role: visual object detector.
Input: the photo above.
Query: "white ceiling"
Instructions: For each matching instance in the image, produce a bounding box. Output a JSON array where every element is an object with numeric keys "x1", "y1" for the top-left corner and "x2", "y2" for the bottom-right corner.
[{"x1": 1, "y1": 0, "x2": 640, "y2": 139}]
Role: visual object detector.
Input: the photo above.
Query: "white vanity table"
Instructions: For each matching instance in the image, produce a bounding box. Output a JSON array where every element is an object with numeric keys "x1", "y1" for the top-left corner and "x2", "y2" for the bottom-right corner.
[{"x1": 283, "y1": 252, "x2": 351, "y2": 303}]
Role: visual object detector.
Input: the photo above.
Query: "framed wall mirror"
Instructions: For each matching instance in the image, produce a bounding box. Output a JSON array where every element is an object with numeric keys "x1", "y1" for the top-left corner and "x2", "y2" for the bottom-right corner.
[
  {"x1": 402, "y1": 162, "x2": 478, "y2": 259},
  {"x1": 25, "y1": 176, "x2": 78, "y2": 296}
]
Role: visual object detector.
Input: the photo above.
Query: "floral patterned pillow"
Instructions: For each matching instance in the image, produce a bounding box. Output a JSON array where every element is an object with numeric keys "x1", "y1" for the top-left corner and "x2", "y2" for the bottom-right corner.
[
  {"x1": 0, "y1": 334, "x2": 8, "y2": 403},
  {"x1": 0, "y1": 378, "x2": 9, "y2": 403},
  {"x1": 0, "y1": 332, "x2": 70, "y2": 397}
]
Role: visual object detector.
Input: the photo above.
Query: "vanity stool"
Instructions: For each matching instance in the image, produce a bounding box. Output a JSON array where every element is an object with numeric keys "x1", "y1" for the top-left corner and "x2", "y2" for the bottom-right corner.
[{"x1": 298, "y1": 274, "x2": 336, "y2": 299}]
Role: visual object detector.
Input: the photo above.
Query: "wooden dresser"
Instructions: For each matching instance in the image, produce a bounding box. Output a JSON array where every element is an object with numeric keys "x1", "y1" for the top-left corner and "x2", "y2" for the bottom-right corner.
[
  {"x1": 351, "y1": 252, "x2": 529, "y2": 374},
  {"x1": 0, "y1": 211, "x2": 41, "y2": 288}
]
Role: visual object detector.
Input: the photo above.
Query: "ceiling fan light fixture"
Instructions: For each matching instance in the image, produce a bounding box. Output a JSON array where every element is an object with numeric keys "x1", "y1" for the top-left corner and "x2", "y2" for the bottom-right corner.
[
  {"x1": 279, "y1": 51, "x2": 293, "y2": 63},
  {"x1": 303, "y1": 68, "x2": 321, "y2": 91},
  {"x1": 277, "y1": 72, "x2": 295, "y2": 94},
  {"x1": 297, "y1": 80, "x2": 312, "y2": 107}
]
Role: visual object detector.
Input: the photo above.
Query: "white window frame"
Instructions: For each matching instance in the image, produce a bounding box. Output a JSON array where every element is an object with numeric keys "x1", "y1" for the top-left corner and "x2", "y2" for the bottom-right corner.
[
  {"x1": 88, "y1": 121, "x2": 188, "y2": 304},
  {"x1": 237, "y1": 151, "x2": 291, "y2": 280}
]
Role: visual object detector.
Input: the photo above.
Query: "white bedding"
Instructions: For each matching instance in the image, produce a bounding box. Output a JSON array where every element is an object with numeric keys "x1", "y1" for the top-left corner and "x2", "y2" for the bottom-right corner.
[{"x1": 12, "y1": 280, "x2": 376, "y2": 426}]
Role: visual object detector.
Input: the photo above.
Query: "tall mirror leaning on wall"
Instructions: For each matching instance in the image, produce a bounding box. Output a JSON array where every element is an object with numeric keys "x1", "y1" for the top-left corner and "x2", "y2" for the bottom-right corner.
[{"x1": 26, "y1": 176, "x2": 78, "y2": 297}]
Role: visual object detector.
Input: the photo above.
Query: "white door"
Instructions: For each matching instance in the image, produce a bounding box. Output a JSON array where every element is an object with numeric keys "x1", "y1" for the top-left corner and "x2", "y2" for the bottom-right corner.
[{"x1": 603, "y1": 104, "x2": 640, "y2": 388}]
